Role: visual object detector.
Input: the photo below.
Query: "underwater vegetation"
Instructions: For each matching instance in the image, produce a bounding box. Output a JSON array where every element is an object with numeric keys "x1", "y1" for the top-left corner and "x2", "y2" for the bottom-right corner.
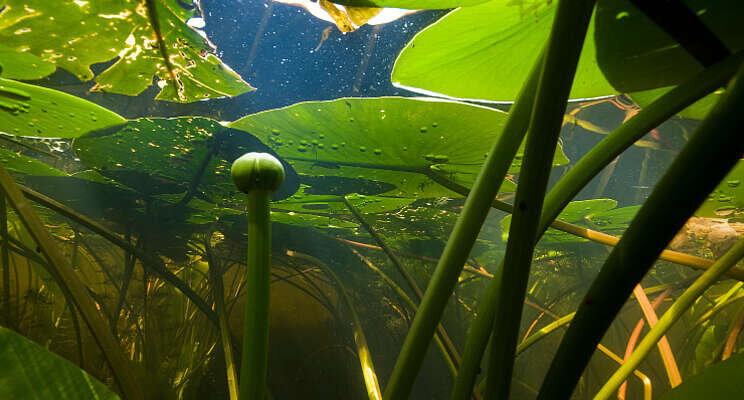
[{"x1": 0, "y1": 0, "x2": 744, "y2": 399}]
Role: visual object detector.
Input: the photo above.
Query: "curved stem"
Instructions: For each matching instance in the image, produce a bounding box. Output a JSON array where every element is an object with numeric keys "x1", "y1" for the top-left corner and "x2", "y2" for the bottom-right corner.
[
  {"x1": 240, "y1": 190, "x2": 271, "y2": 400},
  {"x1": 486, "y1": 1, "x2": 596, "y2": 397}
]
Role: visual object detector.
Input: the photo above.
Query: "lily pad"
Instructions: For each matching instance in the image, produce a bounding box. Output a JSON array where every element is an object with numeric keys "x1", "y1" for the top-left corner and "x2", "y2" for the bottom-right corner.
[
  {"x1": 661, "y1": 353, "x2": 744, "y2": 400},
  {"x1": 0, "y1": 327, "x2": 119, "y2": 400},
  {"x1": 595, "y1": 0, "x2": 744, "y2": 93},
  {"x1": 72, "y1": 117, "x2": 299, "y2": 202},
  {"x1": 276, "y1": 185, "x2": 415, "y2": 214},
  {"x1": 391, "y1": 2, "x2": 615, "y2": 102},
  {"x1": 0, "y1": 78, "x2": 127, "y2": 138},
  {"x1": 0, "y1": 0, "x2": 253, "y2": 102},
  {"x1": 229, "y1": 97, "x2": 565, "y2": 199}
]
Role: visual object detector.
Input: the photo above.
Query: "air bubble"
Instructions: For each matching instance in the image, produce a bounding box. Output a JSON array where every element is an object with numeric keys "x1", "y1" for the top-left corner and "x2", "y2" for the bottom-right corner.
[
  {"x1": 420, "y1": 126, "x2": 428, "y2": 133},
  {"x1": 359, "y1": 146, "x2": 367, "y2": 152},
  {"x1": 271, "y1": 128, "x2": 280, "y2": 136},
  {"x1": 727, "y1": 180, "x2": 740, "y2": 187},
  {"x1": 374, "y1": 149, "x2": 382, "y2": 155}
]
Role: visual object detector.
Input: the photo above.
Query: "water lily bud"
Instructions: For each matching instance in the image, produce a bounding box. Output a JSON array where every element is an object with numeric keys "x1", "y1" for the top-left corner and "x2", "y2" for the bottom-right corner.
[{"x1": 231, "y1": 152, "x2": 285, "y2": 193}]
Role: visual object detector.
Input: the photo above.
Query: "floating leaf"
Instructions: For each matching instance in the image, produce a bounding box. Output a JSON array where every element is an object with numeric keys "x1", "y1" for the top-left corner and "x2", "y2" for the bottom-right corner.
[
  {"x1": 229, "y1": 97, "x2": 565, "y2": 199},
  {"x1": 72, "y1": 117, "x2": 299, "y2": 201},
  {"x1": 0, "y1": 78, "x2": 126, "y2": 138},
  {"x1": 276, "y1": 185, "x2": 415, "y2": 214},
  {"x1": 696, "y1": 160, "x2": 744, "y2": 220},
  {"x1": 0, "y1": 327, "x2": 119, "y2": 400},
  {"x1": 391, "y1": 2, "x2": 614, "y2": 101},
  {"x1": 595, "y1": 0, "x2": 744, "y2": 93},
  {"x1": 0, "y1": 0, "x2": 253, "y2": 102}
]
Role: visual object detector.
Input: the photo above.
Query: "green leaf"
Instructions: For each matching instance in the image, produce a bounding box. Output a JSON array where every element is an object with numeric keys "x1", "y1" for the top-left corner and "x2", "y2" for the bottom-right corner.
[
  {"x1": 595, "y1": 0, "x2": 744, "y2": 93},
  {"x1": 330, "y1": 0, "x2": 491, "y2": 8},
  {"x1": 695, "y1": 160, "x2": 744, "y2": 220},
  {"x1": 0, "y1": 327, "x2": 119, "y2": 400},
  {"x1": 391, "y1": 2, "x2": 615, "y2": 102},
  {"x1": 229, "y1": 97, "x2": 564, "y2": 199},
  {"x1": 0, "y1": 147, "x2": 67, "y2": 176},
  {"x1": 0, "y1": 0, "x2": 253, "y2": 103},
  {"x1": 0, "y1": 78, "x2": 127, "y2": 138},
  {"x1": 662, "y1": 352, "x2": 744, "y2": 400},
  {"x1": 72, "y1": 117, "x2": 299, "y2": 201},
  {"x1": 0, "y1": 44, "x2": 55, "y2": 80}
]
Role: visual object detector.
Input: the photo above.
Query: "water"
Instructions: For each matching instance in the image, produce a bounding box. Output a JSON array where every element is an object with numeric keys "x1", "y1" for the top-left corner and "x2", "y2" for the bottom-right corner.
[{"x1": 0, "y1": 1, "x2": 743, "y2": 400}]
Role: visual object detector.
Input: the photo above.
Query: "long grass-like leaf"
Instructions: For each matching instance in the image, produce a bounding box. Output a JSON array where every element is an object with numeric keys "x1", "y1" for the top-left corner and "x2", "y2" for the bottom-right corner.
[{"x1": 537, "y1": 64, "x2": 744, "y2": 400}]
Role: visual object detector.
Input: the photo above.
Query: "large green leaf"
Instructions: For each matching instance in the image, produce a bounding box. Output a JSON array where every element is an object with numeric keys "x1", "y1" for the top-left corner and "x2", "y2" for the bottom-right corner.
[
  {"x1": 0, "y1": 327, "x2": 119, "y2": 400},
  {"x1": 0, "y1": 147, "x2": 67, "y2": 176},
  {"x1": 661, "y1": 352, "x2": 744, "y2": 400},
  {"x1": 229, "y1": 97, "x2": 566, "y2": 199},
  {"x1": 330, "y1": 0, "x2": 491, "y2": 8},
  {"x1": 0, "y1": 0, "x2": 253, "y2": 102},
  {"x1": 72, "y1": 117, "x2": 299, "y2": 201},
  {"x1": 0, "y1": 78, "x2": 126, "y2": 138},
  {"x1": 0, "y1": 44, "x2": 55, "y2": 80},
  {"x1": 391, "y1": 2, "x2": 615, "y2": 102},
  {"x1": 696, "y1": 159, "x2": 744, "y2": 220},
  {"x1": 595, "y1": 0, "x2": 744, "y2": 93}
]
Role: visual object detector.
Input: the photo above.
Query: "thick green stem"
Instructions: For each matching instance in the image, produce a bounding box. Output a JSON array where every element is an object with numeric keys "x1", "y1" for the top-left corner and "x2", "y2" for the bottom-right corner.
[
  {"x1": 540, "y1": 50, "x2": 744, "y2": 234},
  {"x1": 381, "y1": 20, "x2": 541, "y2": 400},
  {"x1": 485, "y1": 1, "x2": 596, "y2": 398},
  {"x1": 595, "y1": 238, "x2": 744, "y2": 400},
  {"x1": 1, "y1": 189, "x2": 10, "y2": 327},
  {"x1": 240, "y1": 190, "x2": 271, "y2": 400},
  {"x1": 537, "y1": 64, "x2": 744, "y2": 400},
  {"x1": 0, "y1": 165, "x2": 144, "y2": 400}
]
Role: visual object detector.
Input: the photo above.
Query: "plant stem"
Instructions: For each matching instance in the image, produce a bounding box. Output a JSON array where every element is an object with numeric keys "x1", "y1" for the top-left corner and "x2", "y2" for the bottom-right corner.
[
  {"x1": 240, "y1": 190, "x2": 271, "y2": 400},
  {"x1": 16, "y1": 183, "x2": 219, "y2": 326},
  {"x1": 0, "y1": 165, "x2": 144, "y2": 400},
  {"x1": 382, "y1": 21, "x2": 541, "y2": 400},
  {"x1": 485, "y1": 1, "x2": 596, "y2": 397},
  {"x1": 537, "y1": 64, "x2": 744, "y2": 400},
  {"x1": 594, "y1": 238, "x2": 744, "y2": 400}
]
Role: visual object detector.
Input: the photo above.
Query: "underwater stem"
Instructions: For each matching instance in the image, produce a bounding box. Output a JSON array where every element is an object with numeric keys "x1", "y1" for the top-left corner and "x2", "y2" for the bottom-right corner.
[
  {"x1": 485, "y1": 1, "x2": 596, "y2": 397},
  {"x1": 537, "y1": 63, "x2": 744, "y2": 400},
  {"x1": 240, "y1": 190, "x2": 272, "y2": 400},
  {"x1": 0, "y1": 188, "x2": 10, "y2": 327},
  {"x1": 0, "y1": 165, "x2": 144, "y2": 400}
]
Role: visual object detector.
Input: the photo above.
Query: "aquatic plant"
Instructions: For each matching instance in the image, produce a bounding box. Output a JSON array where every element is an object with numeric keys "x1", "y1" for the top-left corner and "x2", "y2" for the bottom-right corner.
[{"x1": 0, "y1": 0, "x2": 743, "y2": 399}]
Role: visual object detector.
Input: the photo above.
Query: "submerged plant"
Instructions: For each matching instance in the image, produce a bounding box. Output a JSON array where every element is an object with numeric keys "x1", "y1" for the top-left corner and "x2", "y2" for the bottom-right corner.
[{"x1": 0, "y1": 0, "x2": 743, "y2": 399}]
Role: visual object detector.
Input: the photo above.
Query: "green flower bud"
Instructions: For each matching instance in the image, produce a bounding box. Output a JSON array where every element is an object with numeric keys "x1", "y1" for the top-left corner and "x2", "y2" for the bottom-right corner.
[{"x1": 230, "y1": 152, "x2": 285, "y2": 193}]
